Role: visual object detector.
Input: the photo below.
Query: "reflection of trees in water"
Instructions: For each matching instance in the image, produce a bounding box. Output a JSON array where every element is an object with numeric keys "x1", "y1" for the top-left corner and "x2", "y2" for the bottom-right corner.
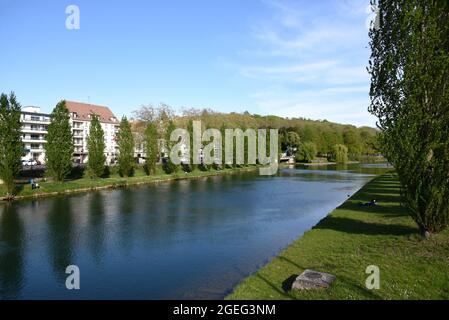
[
  {"x1": 46, "y1": 197, "x2": 74, "y2": 282},
  {"x1": 118, "y1": 188, "x2": 135, "y2": 251},
  {"x1": 0, "y1": 204, "x2": 24, "y2": 299},
  {"x1": 139, "y1": 174, "x2": 259, "y2": 245},
  {"x1": 88, "y1": 192, "x2": 105, "y2": 262},
  {"x1": 287, "y1": 163, "x2": 391, "y2": 181}
]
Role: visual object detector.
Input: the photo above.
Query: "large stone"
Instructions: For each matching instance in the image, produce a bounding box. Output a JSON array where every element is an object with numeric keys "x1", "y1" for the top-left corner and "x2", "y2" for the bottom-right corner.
[{"x1": 291, "y1": 269, "x2": 336, "y2": 290}]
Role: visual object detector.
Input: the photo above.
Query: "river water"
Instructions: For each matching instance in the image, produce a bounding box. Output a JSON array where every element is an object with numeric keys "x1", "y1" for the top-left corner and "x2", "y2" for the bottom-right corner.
[{"x1": 0, "y1": 164, "x2": 387, "y2": 299}]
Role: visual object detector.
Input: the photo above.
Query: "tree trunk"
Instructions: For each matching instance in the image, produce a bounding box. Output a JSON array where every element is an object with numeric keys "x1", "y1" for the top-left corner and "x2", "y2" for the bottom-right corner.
[{"x1": 419, "y1": 225, "x2": 431, "y2": 239}]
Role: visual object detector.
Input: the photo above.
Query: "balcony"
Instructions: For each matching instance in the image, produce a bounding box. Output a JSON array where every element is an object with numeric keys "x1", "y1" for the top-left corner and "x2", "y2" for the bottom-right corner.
[
  {"x1": 22, "y1": 118, "x2": 50, "y2": 124},
  {"x1": 22, "y1": 137, "x2": 47, "y2": 143},
  {"x1": 22, "y1": 127, "x2": 48, "y2": 134}
]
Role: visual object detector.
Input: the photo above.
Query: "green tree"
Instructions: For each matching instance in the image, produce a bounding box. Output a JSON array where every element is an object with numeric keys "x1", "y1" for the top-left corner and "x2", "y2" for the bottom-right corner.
[
  {"x1": 143, "y1": 122, "x2": 158, "y2": 175},
  {"x1": 296, "y1": 142, "x2": 317, "y2": 163},
  {"x1": 86, "y1": 115, "x2": 106, "y2": 178},
  {"x1": 331, "y1": 144, "x2": 348, "y2": 164},
  {"x1": 220, "y1": 123, "x2": 228, "y2": 168},
  {"x1": 45, "y1": 100, "x2": 74, "y2": 182},
  {"x1": 369, "y1": 0, "x2": 449, "y2": 235},
  {"x1": 117, "y1": 117, "x2": 135, "y2": 177},
  {"x1": 0, "y1": 93, "x2": 22, "y2": 196},
  {"x1": 163, "y1": 120, "x2": 178, "y2": 174},
  {"x1": 186, "y1": 120, "x2": 196, "y2": 171},
  {"x1": 343, "y1": 127, "x2": 363, "y2": 160},
  {"x1": 285, "y1": 131, "x2": 301, "y2": 155}
]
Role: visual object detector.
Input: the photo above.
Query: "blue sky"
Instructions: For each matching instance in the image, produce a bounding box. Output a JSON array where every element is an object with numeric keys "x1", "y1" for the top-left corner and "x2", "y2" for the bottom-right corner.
[{"x1": 0, "y1": 0, "x2": 376, "y2": 126}]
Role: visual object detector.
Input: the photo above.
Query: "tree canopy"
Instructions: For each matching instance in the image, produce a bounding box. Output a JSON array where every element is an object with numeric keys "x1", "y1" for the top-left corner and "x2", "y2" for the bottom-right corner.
[
  {"x1": 86, "y1": 115, "x2": 106, "y2": 178},
  {"x1": 117, "y1": 117, "x2": 135, "y2": 177},
  {"x1": 45, "y1": 100, "x2": 74, "y2": 182},
  {"x1": 0, "y1": 92, "x2": 22, "y2": 196},
  {"x1": 369, "y1": 0, "x2": 449, "y2": 234}
]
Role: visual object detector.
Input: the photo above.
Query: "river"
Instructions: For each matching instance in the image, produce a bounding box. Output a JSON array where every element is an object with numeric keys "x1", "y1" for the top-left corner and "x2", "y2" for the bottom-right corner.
[{"x1": 0, "y1": 164, "x2": 388, "y2": 299}]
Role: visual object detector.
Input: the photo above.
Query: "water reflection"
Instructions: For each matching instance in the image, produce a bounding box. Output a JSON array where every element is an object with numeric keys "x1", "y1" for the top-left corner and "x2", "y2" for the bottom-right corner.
[
  {"x1": 0, "y1": 165, "x2": 387, "y2": 299},
  {"x1": 0, "y1": 204, "x2": 24, "y2": 299},
  {"x1": 87, "y1": 193, "x2": 106, "y2": 262},
  {"x1": 46, "y1": 197, "x2": 75, "y2": 282}
]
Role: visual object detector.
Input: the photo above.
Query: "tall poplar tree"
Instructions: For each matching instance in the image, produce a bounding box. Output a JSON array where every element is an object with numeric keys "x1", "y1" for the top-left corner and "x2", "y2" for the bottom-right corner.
[
  {"x1": 144, "y1": 122, "x2": 158, "y2": 175},
  {"x1": 369, "y1": 0, "x2": 449, "y2": 235},
  {"x1": 163, "y1": 120, "x2": 178, "y2": 174},
  {"x1": 87, "y1": 115, "x2": 106, "y2": 178},
  {"x1": 45, "y1": 100, "x2": 74, "y2": 182},
  {"x1": 117, "y1": 117, "x2": 135, "y2": 177},
  {"x1": 0, "y1": 92, "x2": 22, "y2": 196}
]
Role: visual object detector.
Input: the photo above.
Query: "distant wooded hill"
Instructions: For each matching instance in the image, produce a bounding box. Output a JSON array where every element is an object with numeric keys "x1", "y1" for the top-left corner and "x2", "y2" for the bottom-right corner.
[{"x1": 131, "y1": 106, "x2": 380, "y2": 160}]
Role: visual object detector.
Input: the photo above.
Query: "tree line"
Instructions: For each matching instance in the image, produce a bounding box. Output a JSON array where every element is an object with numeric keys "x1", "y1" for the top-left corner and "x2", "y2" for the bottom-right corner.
[
  {"x1": 132, "y1": 104, "x2": 380, "y2": 166},
  {"x1": 0, "y1": 96, "x2": 140, "y2": 197},
  {"x1": 0, "y1": 94, "x2": 380, "y2": 197}
]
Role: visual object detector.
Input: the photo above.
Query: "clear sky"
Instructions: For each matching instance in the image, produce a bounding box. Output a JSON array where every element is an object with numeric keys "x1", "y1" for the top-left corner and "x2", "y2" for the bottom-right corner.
[{"x1": 0, "y1": 0, "x2": 377, "y2": 127}]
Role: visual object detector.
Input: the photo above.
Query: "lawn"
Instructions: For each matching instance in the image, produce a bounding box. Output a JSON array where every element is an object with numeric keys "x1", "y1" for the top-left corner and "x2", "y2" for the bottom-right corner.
[
  {"x1": 227, "y1": 172, "x2": 449, "y2": 300},
  {"x1": 0, "y1": 165, "x2": 259, "y2": 200}
]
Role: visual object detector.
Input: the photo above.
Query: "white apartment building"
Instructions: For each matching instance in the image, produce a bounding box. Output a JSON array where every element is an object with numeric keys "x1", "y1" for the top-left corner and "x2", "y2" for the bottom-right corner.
[
  {"x1": 19, "y1": 102, "x2": 120, "y2": 165},
  {"x1": 66, "y1": 101, "x2": 120, "y2": 164},
  {"x1": 20, "y1": 106, "x2": 51, "y2": 163}
]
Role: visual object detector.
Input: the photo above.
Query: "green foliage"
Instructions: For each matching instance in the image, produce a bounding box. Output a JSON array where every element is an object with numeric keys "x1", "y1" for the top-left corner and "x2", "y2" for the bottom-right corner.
[
  {"x1": 282, "y1": 131, "x2": 301, "y2": 155},
  {"x1": 45, "y1": 100, "x2": 74, "y2": 182},
  {"x1": 369, "y1": 0, "x2": 449, "y2": 234},
  {"x1": 296, "y1": 142, "x2": 317, "y2": 163},
  {"x1": 163, "y1": 120, "x2": 178, "y2": 174},
  {"x1": 187, "y1": 120, "x2": 197, "y2": 171},
  {"x1": 86, "y1": 115, "x2": 106, "y2": 178},
  {"x1": 144, "y1": 122, "x2": 158, "y2": 175},
  {"x1": 0, "y1": 92, "x2": 22, "y2": 195},
  {"x1": 343, "y1": 127, "x2": 363, "y2": 160},
  {"x1": 134, "y1": 105, "x2": 380, "y2": 157},
  {"x1": 331, "y1": 144, "x2": 348, "y2": 164},
  {"x1": 116, "y1": 117, "x2": 135, "y2": 177}
]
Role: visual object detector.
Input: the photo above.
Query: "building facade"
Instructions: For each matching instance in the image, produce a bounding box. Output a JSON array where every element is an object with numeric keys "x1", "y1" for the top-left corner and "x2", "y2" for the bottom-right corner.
[
  {"x1": 20, "y1": 101, "x2": 120, "y2": 165},
  {"x1": 65, "y1": 101, "x2": 120, "y2": 164},
  {"x1": 20, "y1": 106, "x2": 51, "y2": 163}
]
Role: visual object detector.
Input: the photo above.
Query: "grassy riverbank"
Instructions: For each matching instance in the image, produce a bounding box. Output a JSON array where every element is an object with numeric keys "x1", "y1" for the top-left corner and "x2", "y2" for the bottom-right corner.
[
  {"x1": 0, "y1": 165, "x2": 259, "y2": 201},
  {"x1": 227, "y1": 172, "x2": 449, "y2": 300}
]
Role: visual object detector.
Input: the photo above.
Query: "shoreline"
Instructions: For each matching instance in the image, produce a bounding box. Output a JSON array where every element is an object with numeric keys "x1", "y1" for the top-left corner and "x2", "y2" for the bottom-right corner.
[
  {"x1": 297, "y1": 161, "x2": 360, "y2": 167},
  {"x1": 0, "y1": 166, "x2": 260, "y2": 202},
  {"x1": 226, "y1": 172, "x2": 449, "y2": 300}
]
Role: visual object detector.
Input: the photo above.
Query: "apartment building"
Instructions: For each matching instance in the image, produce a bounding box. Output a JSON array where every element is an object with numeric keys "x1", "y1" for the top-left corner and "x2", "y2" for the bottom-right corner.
[
  {"x1": 20, "y1": 106, "x2": 51, "y2": 163},
  {"x1": 65, "y1": 101, "x2": 120, "y2": 164}
]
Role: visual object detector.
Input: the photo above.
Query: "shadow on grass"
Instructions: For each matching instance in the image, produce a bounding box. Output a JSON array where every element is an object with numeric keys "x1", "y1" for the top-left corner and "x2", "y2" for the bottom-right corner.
[
  {"x1": 276, "y1": 256, "x2": 383, "y2": 299},
  {"x1": 282, "y1": 274, "x2": 299, "y2": 292},
  {"x1": 314, "y1": 216, "x2": 417, "y2": 236},
  {"x1": 256, "y1": 273, "x2": 297, "y2": 299},
  {"x1": 362, "y1": 188, "x2": 401, "y2": 195}
]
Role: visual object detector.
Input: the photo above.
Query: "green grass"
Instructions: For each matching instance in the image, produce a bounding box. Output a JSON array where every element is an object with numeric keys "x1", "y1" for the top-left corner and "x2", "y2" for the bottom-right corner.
[
  {"x1": 0, "y1": 165, "x2": 259, "y2": 200},
  {"x1": 227, "y1": 172, "x2": 449, "y2": 300}
]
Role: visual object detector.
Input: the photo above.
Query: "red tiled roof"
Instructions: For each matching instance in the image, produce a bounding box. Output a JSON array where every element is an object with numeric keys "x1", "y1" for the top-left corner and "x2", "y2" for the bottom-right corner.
[{"x1": 65, "y1": 101, "x2": 119, "y2": 124}]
